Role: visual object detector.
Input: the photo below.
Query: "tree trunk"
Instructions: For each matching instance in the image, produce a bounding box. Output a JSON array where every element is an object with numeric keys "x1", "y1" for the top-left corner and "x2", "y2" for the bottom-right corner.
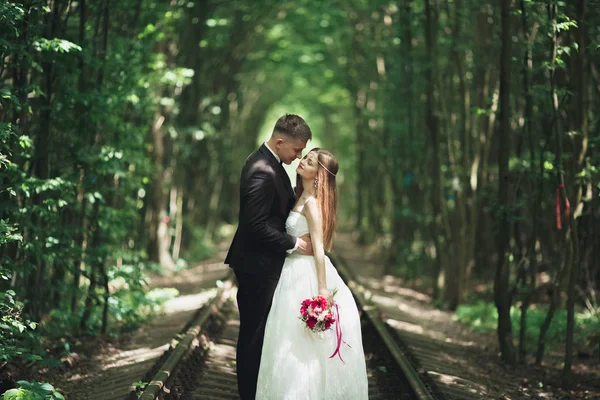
[
  {"x1": 147, "y1": 110, "x2": 175, "y2": 270},
  {"x1": 536, "y1": 250, "x2": 569, "y2": 363},
  {"x1": 425, "y1": 0, "x2": 457, "y2": 309},
  {"x1": 25, "y1": 0, "x2": 63, "y2": 320},
  {"x1": 451, "y1": 0, "x2": 472, "y2": 307},
  {"x1": 172, "y1": 188, "x2": 184, "y2": 261},
  {"x1": 354, "y1": 87, "x2": 368, "y2": 242},
  {"x1": 562, "y1": 0, "x2": 587, "y2": 386},
  {"x1": 101, "y1": 260, "x2": 110, "y2": 334},
  {"x1": 388, "y1": 0, "x2": 415, "y2": 275},
  {"x1": 71, "y1": 0, "x2": 88, "y2": 313},
  {"x1": 80, "y1": 201, "x2": 101, "y2": 331},
  {"x1": 518, "y1": 0, "x2": 539, "y2": 362},
  {"x1": 536, "y1": 1, "x2": 568, "y2": 366},
  {"x1": 424, "y1": 0, "x2": 441, "y2": 283},
  {"x1": 495, "y1": 0, "x2": 517, "y2": 366}
]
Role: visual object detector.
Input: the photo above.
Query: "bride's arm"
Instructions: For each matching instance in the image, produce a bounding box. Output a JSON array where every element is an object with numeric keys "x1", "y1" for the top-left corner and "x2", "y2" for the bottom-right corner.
[{"x1": 304, "y1": 198, "x2": 330, "y2": 300}]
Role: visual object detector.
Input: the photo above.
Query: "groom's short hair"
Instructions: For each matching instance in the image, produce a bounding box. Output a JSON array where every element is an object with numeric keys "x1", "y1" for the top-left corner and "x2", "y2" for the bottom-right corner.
[{"x1": 273, "y1": 114, "x2": 312, "y2": 142}]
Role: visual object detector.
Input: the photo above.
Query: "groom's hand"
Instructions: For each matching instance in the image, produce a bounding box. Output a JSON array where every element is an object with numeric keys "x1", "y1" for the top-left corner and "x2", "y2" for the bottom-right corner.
[{"x1": 296, "y1": 234, "x2": 313, "y2": 256}]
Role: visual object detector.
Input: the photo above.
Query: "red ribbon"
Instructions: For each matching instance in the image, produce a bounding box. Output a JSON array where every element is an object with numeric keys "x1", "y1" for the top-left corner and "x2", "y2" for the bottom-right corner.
[
  {"x1": 555, "y1": 186, "x2": 562, "y2": 230},
  {"x1": 555, "y1": 183, "x2": 571, "y2": 230},
  {"x1": 329, "y1": 304, "x2": 351, "y2": 363}
]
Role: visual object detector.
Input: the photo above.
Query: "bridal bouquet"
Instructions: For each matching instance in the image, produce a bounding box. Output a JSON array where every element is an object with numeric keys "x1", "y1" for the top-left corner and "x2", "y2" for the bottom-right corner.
[
  {"x1": 299, "y1": 288, "x2": 350, "y2": 362},
  {"x1": 298, "y1": 289, "x2": 338, "y2": 333}
]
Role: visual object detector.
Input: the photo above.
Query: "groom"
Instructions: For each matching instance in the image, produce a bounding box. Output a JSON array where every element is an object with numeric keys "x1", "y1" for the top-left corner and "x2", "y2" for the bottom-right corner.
[{"x1": 225, "y1": 114, "x2": 314, "y2": 400}]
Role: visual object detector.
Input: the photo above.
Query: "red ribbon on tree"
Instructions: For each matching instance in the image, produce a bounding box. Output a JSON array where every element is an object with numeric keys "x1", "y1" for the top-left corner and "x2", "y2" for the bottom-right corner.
[{"x1": 555, "y1": 182, "x2": 571, "y2": 230}]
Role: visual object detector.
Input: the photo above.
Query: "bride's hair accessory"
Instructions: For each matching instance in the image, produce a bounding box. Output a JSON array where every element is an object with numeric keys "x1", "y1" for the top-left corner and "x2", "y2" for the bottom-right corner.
[{"x1": 318, "y1": 161, "x2": 337, "y2": 176}]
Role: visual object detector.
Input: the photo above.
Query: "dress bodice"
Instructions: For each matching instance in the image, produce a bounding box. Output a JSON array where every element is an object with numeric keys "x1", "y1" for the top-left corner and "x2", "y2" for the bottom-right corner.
[{"x1": 286, "y1": 211, "x2": 309, "y2": 237}]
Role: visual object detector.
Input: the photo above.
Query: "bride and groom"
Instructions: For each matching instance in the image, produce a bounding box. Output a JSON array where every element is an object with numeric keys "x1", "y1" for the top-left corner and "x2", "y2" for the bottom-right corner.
[{"x1": 225, "y1": 114, "x2": 368, "y2": 399}]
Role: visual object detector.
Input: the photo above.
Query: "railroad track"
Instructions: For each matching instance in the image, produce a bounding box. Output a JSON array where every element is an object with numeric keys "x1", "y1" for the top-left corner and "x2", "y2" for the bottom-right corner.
[{"x1": 132, "y1": 258, "x2": 437, "y2": 400}]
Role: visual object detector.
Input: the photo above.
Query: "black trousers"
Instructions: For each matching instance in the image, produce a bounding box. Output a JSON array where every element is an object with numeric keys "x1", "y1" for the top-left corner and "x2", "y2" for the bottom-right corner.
[{"x1": 233, "y1": 269, "x2": 279, "y2": 400}]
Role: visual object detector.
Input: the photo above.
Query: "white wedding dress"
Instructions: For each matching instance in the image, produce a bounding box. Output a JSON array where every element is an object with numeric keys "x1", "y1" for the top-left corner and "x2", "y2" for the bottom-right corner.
[{"x1": 256, "y1": 211, "x2": 369, "y2": 399}]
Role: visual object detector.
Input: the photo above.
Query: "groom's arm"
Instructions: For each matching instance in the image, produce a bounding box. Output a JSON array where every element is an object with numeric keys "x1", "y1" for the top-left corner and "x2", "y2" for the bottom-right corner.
[{"x1": 242, "y1": 168, "x2": 296, "y2": 252}]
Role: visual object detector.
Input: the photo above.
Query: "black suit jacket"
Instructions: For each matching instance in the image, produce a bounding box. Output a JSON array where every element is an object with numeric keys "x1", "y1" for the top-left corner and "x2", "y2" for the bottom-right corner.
[{"x1": 225, "y1": 144, "x2": 297, "y2": 278}]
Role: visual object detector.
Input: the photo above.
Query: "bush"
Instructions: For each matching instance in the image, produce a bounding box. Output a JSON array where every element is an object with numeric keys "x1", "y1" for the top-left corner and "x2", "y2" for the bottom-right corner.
[
  {"x1": 2, "y1": 381, "x2": 64, "y2": 400},
  {"x1": 454, "y1": 301, "x2": 600, "y2": 355},
  {"x1": 0, "y1": 291, "x2": 42, "y2": 365}
]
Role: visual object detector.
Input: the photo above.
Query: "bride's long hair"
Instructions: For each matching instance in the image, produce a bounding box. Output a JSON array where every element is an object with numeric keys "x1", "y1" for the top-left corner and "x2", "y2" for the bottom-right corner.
[{"x1": 295, "y1": 148, "x2": 339, "y2": 251}]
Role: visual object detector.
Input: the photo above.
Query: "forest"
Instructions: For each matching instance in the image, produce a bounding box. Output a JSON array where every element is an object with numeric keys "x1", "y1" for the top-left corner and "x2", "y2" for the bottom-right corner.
[{"x1": 1, "y1": 0, "x2": 598, "y2": 397}]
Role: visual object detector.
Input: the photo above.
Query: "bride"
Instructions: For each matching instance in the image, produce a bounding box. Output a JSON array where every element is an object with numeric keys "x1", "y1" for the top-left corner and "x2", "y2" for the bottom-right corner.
[{"x1": 256, "y1": 148, "x2": 369, "y2": 399}]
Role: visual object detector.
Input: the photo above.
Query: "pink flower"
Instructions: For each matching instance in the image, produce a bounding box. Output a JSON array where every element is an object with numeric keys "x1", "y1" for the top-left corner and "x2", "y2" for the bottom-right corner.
[
  {"x1": 315, "y1": 296, "x2": 328, "y2": 309},
  {"x1": 300, "y1": 305, "x2": 308, "y2": 317},
  {"x1": 307, "y1": 316, "x2": 318, "y2": 329}
]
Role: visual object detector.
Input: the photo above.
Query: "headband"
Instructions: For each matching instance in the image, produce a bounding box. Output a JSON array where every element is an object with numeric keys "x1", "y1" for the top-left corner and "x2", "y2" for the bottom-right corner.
[{"x1": 318, "y1": 161, "x2": 337, "y2": 177}]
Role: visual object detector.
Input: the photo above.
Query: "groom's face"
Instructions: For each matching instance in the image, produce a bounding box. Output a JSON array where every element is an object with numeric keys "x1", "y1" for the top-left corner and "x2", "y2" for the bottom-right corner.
[{"x1": 277, "y1": 137, "x2": 308, "y2": 165}]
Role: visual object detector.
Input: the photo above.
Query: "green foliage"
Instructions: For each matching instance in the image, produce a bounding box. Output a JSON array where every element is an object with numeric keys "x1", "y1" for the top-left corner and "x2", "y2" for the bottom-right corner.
[
  {"x1": 107, "y1": 286, "x2": 179, "y2": 332},
  {"x1": 38, "y1": 262, "x2": 177, "y2": 339},
  {"x1": 131, "y1": 381, "x2": 148, "y2": 390},
  {"x1": 0, "y1": 0, "x2": 189, "y2": 377},
  {"x1": 455, "y1": 301, "x2": 500, "y2": 332},
  {"x1": 33, "y1": 39, "x2": 81, "y2": 54},
  {"x1": 180, "y1": 227, "x2": 217, "y2": 264},
  {"x1": 2, "y1": 381, "x2": 64, "y2": 400},
  {"x1": 455, "y1": 301, "x2": 600, "y2": 354},
  {"x1": 0, "y1": 291, "x2": 42, "y2": 364}
]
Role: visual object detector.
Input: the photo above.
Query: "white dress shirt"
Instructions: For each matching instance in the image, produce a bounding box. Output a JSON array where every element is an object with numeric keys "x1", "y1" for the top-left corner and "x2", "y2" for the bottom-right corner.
[{"x1": 264, "y1": 141, "x2": 280, "y2": 163}]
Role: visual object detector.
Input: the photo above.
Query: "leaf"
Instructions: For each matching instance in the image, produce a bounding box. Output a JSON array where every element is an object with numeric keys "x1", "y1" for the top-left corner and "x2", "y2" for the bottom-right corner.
[
  {"x1": 15, "y1": 381, "x2": 32, "y2": 389},
  {"x1": 2, "y1": 388, "x2": 26, "y2": 400},
  {"x1": 33, "y1": 38, "x2": 82, "y2": 53},
  {"x1": 39, "y1": 383, "x2": 54, "y2": 392},
  {"x1": 0, "y1": 87, "x2": 12, "y2": 99},
  {"x1": 2, "y1": 388, "x2": 20, "y2": 396}
]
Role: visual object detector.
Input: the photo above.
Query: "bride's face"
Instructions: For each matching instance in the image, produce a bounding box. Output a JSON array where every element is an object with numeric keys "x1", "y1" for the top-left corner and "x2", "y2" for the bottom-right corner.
[{"x1": 296, "y1": 152, "x2": 318, "y2": 180}]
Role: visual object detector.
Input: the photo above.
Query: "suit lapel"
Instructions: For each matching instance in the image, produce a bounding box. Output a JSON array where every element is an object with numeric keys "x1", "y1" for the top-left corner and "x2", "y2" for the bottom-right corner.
[
  {"x1": 259, "y1": 144, "x2": 295, "y2": 204},
  {"x1": 276, "y1": 162, "x2": 296, "y2": 203}
]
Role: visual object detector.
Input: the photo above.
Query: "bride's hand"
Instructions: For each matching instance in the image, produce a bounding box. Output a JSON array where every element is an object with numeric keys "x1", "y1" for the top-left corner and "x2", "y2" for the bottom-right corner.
[{"x1": 319, "y1": 288, "x2": 334, "y2": 306}]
